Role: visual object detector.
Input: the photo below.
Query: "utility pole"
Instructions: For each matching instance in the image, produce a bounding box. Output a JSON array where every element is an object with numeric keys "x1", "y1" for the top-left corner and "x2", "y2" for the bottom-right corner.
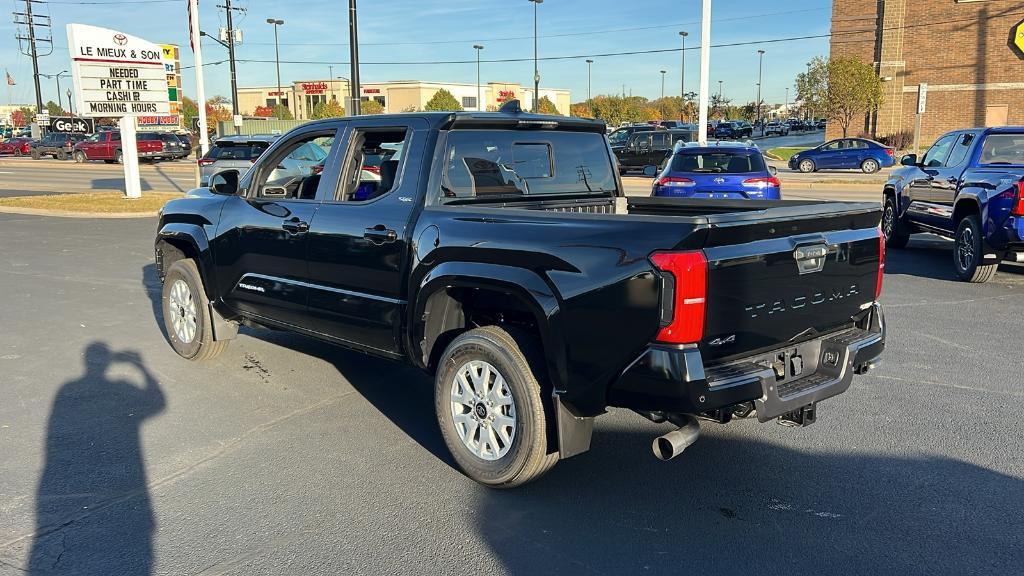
[
  {"x1": 348, "y1": 0, "x2": 361, "y2": 115},
  {"x1": 219, "y1": 0, "x2": 243, "y2": 134},
  {"x1": 679, "y1": 31, "x2": 688, "y2": 121},
  {"x1": 13, "y1": 0, "x2": 52, "y2": 117}
]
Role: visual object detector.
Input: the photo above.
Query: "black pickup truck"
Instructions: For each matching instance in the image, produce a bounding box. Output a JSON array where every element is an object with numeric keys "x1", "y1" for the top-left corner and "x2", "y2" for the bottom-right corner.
[{"x1": 155, "y1": 102, "x2": 886, "y2": 488}]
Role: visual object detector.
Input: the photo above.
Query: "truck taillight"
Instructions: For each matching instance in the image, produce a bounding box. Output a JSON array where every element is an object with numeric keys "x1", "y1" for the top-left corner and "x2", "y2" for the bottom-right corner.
[
  {"x1": 650, "y1": 251, "x2": 707, "y2": 344},
  {"x1": 876, "y1": 227, "x2": 885, "y2": 300},
  {"x1": 1014, "y1": 180, "x2": 1024, "y2": 216}
]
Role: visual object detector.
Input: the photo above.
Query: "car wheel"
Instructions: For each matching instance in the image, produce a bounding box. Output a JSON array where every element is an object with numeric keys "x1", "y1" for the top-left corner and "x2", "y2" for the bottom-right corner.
[
  {"x1": 13, "y1": 149, "x2": 22, "y2": 157},
  {"x1": 861, "y1": 158, "x2": 880, "y2": 174},
  {"x1": 74, "y1": 151, "x2": 87, "y2": 163},
  {"x1": 882, "y1": 195, "x2": 910, "y2": 249},
  {"x1": 953, "y1": 215, "x2": 998, "y2": 283},
  {"x1": 30, "y1": 149, "x2": 40, "y2": 160},
  {"x1": 114, "y1": 150, "x2": 123, "y2": 164},
  {"x1": 435, "y1": 326, "x2": 558, "y2": 488},
  {"x1": 56, "y1": 150, "x2": 67, "y2": 161},
  {"x1": 798, "y1": 159, "x2": 816, "y2": 173},
  {"x1": 161, "y1": 259, "x2": 229, "y2": 360}
]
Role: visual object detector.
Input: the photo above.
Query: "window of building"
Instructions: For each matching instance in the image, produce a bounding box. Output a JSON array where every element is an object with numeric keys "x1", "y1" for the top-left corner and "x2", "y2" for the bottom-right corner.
[
  {"x1": 305, "y1": 94, "x2": 327, "y2": 114},
  {"x1": 462, "y1": 96, "x2": 478, "y2": 109}
]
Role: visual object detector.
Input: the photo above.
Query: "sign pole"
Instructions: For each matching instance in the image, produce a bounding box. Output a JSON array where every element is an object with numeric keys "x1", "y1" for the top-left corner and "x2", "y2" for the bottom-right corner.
[
  {"x1": 914, "y1": 83, "x2": 927, "y2": 155},
  {"x1": 120, "y1": 116, "x2": 142, "y2": 199},
  {"x1": 697, "y1": 0, "x2": 711, "y2": 146},
  {"x1": 190, "y1": 0, "x2": 209, "y2": 189}
]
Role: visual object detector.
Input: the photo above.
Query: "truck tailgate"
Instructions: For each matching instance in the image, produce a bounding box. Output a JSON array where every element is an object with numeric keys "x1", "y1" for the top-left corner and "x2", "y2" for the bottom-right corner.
[{"x1": 629, "y1": 198, "x2": 883, "y2": 364}]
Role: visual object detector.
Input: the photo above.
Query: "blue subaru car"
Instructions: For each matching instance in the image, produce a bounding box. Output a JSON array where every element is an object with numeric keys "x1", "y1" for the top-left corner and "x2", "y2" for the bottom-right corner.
[
  {"x1": 651, "y1": 142, "x2": 781, "y2": 200},
  {"x1": 788, "y1": 137, "x2": 895, "y2": 174}
]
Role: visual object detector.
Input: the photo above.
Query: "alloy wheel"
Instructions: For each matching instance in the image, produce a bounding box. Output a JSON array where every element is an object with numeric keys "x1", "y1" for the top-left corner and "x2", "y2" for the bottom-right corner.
[
  {"x1": 168, "y1": 279, "x2": 198, "y2": 344},
  {"x1": 449, "y1": 360, "x2": 517, "y2": 461},
  {"x1": 957, "y1": 227, "x2": 975, "y2": 272}
]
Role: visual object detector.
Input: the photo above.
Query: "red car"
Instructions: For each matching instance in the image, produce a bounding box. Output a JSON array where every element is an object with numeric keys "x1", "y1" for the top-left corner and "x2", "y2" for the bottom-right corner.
[{"x1": 0, "y1": 137, "x2": 33, "y2": 156}]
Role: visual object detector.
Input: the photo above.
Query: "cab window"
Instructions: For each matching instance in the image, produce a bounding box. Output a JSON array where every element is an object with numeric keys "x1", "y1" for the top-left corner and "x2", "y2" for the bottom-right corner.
[
  {"x1": 253, "y1": 132, "x2": 337, "y2": 200},
  {"x1": 945, "y1": 134, "x2": 975, "y2": 167},
  {"x1": 922, "y1": 134, "x2": 956, "y2": 167},
  {"x1": 335, "y1": 128, "x2": 410, "y2": 202}
]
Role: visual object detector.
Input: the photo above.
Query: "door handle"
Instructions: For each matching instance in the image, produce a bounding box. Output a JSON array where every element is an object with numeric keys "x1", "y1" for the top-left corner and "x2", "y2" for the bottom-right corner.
[
  {"x1": 282, "y1": 217, "x2": 309, "y2": 235},
  {"x1": 364, "y1": 225, "x2": 397, "y2": 244}
]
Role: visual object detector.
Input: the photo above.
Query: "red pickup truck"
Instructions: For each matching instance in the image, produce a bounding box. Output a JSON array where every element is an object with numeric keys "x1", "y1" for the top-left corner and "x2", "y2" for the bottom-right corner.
[{"x1": 72, "y1": 131, "x2": 165, "y2": 164}]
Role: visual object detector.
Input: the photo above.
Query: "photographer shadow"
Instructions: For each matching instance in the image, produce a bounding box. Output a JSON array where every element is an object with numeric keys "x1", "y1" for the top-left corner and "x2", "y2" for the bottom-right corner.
[{"x1": 27, "y1": 342, "x2": 165, "y2": 576}]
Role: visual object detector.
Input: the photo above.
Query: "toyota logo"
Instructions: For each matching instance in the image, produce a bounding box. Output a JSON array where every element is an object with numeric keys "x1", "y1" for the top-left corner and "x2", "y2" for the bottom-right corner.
[
  {"x1": 113, "y1": 33, "x2": 128, "y2": 46},
  {"x1": 714, "y1": 177, "x2": 726, "y2": 184}
]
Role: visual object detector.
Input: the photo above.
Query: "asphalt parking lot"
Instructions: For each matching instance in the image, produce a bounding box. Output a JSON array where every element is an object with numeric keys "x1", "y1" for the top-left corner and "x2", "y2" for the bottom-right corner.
[{"x1": 1, "y1": 212, "x2": 1022, "y2": 575}]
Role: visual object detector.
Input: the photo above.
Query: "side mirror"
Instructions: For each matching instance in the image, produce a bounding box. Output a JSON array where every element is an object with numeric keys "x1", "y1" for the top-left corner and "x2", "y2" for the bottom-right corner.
[
  {"x1": 900, "y1": 154, "x2": 918, "y2": 167},
  {"x1": 768, "y1": 165, "x2": 778, "y2": 176},
  {"x1": 209, "y1": 170, "x2": 240, "y2": 195},
  {"x1": 642, "y1": 165, "x2": 658, "y2": 177}
]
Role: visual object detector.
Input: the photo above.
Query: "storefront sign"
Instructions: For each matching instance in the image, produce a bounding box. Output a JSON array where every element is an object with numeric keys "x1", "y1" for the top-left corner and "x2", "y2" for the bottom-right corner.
[
  {"x1": 67, "y1": 24, "x2": 170, "y2": 117},
  {"x1": 497, "y1": 89, "x2": 516, "y2": 103},
  {"x1": 49, "y1": 116, "x2": 95, "y2": 134},
  {"x1": 301, "y1": 82, "x2": 328, "y2": 94},
  {"x1": 362, "y1": 88, "x2": 381, "y2": 94},
  {"x1": 137, "y1": 115, "x2": 180, "y2": 126}
]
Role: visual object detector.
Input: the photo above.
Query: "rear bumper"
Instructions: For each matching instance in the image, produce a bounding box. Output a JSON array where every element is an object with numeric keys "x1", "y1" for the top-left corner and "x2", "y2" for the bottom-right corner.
[{"x1": 609, "y1": 302, "x2": 885, "y2": 420}]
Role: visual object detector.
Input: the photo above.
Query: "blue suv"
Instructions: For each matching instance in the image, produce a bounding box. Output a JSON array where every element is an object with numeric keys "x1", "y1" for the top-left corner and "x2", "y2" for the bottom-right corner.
[
  {"x1": 652, "y1": 142, "x2": 781, "y2": 199},
  {"x1": 789, "y1": 138, "x2": 895, "y2": 174}
]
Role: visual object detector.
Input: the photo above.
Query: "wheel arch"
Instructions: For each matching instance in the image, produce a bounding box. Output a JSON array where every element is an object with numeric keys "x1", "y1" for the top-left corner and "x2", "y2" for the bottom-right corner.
[
  {"x1": 155, "y1": 223, "x2": 215, "y2": 298},
  {"x1": 953, "y1": 196, "x2": 982, "y2": 226}
]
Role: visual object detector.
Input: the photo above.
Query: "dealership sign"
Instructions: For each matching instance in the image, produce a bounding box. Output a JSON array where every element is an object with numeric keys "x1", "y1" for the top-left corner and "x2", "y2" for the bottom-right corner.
[
  {"x1": 67, "y1": 24, "x2": 171, "y2": 117},
  {"x1": 1012, "y1": 19, "x2": 1024, "y2": 59},
  {"x1": 49, "y1": 116, "x2": 95, "y2": 134}
]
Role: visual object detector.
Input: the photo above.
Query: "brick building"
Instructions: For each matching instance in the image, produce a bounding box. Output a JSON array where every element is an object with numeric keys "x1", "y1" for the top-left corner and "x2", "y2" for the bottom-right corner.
[{"x1": 830, "y1": 0, "x2": 1024, "y2": 142}]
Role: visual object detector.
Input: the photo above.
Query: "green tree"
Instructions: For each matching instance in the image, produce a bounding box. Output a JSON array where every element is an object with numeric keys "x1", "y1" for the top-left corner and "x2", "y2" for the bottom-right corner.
[
  {"x1": 271, "y1": 104, "x2": 294, "y2": 120},
  {"x1": 587, "y1": 94, "x2": 652, "y2": 126},
  {"x1": 360, "y1": 99, "x2": 385, "y2": 115},
  {"x1": 44, "y1": 100, "x2": 64, "y2": 117},
  {"x1": 181, "y1": 95, "x2": 199, "y2": 130},
  {"x1": 424, "y1": 89, "x2": 463, "y2": 111},
  {"x1": 824, "y1": 56, "x2": 884, "y2": 137},
  {"x1": 537, "y1": 96, "x2": 561, "y2": 115},
  {"x1": 311, "y1": 100, "x2": 345, "y2": 119},
  {"x1": 795, "y1": 56, "x2": 828, "y2": 122}
]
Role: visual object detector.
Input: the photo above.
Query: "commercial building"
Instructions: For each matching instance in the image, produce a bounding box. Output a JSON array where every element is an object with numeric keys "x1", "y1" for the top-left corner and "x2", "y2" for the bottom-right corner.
[
  {"x1": 237, "y1": 79, "x2": 570, "y2": 119},
  {"x1": 830, "y1": 0, "x2": 1024, "y2": 142}
]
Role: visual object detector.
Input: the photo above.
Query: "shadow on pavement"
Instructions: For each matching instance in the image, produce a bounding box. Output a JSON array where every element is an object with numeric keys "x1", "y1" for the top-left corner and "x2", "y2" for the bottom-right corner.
[
  {"x1": 475, "y1": 430, "x2": 1023, "y2": 575},
  {"x1": 888, "y1": 236, "x2": 1024, "y2": 281},
  {"x1": 141, "y1": 264, "x2": 165, "y2": 337},
  {"x1": 27, "y1": 342, "x2": 165, "y2": 576},
  {"x1": 90, "y1": 178, "x2": 154, "y2": 192}
]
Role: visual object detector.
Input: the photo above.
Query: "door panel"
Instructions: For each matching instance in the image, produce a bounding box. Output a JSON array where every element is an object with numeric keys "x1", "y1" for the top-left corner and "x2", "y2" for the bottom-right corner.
[
  {"x1": 907, "y1": 134, "x2": 957, "y2": 229},
  {"x1": 304, "y1": 119, "x2": 428, "y2": 354}
]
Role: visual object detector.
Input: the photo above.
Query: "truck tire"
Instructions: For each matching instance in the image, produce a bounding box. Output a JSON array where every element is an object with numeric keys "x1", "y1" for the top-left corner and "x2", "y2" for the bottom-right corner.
[
  {"x1": 74, "y1": 151, "x2": 87, "y2": 163},
  {"x1": 861, "y1": 158, "x2": 879, "y2": 174},
  {"x1": 161, "y1": 259, "x2": 229, "y2": 360},
  {"x1": 953, "y1": 215, "x2": 998, "y2": 283},
  {"x1": 798, "y1": 158, "x2": 815, "y2": 173},
  {"x1": 882, "y1": 196, "x2": 910, "y2": 249},
  {"x1": 114, "y1": 150, "x2": 123, "y2": 164},
  {"x1": 30, "y1": 149, "x2": 40, "y2": 160},
  {"x1": 56, "y1": 150, "x2": 67, "y2": 161},
  {"x1": 435, "y1": 326, "x2": 557, "y2": 488}
]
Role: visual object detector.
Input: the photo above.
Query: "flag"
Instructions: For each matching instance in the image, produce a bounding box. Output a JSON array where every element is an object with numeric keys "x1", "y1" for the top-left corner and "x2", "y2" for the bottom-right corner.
[
  {"x1": 188, "y1": 0, "x2": 199, "y2": 52},
  {"x1": 5, "y1": 70, "x2": 14, "y2": 86}
]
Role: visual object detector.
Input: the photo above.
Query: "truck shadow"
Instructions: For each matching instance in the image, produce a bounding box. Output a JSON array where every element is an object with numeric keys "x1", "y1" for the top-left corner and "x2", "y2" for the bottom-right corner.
[
  {"x1": 474, "y1": 426, "x2": 1024, "y2": 575},
  {"x1": 887, "y1": 235, "x2": 1024, "y2": 281}
]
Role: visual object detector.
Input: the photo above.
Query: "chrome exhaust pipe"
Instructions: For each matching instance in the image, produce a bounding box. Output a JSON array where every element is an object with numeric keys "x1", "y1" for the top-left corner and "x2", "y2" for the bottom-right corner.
[{"x1": 652, "y1": 414, "x2": 701, "y2": 461}]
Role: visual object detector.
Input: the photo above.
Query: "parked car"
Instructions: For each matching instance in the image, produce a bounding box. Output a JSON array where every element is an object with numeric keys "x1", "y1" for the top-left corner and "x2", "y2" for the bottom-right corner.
[
  {"x1": 764, "y1": 121, "x2": 790, "y2": 137},
  {"x1": 607, "y1": 124, "x2": 664, "y2": 148},
  {"x1": 655, "y1": 120, "x2": 694, "y2": 130},
  {"x1": 882, "y1": 127, "x2": 1024, "y2": 282},
  {"x1": 789, "y1": 138, "x2": 895, "y2": 173},
  {"x1": 713, "y1": 121, "x2": 753, "y2": 140},
  {"x1": 614, "y1": 128, "x2": 695, "y2": 174},
  {"x1": 30, "y1": 132, "x2": 87, "y2": 160},
  {"x1": 652, "y1": 142, "x2": 781, "y2": 199},
  {"x1": 0, "y1": 137, "x2": 33, "y2": 156},
  {"x1": 174, "y1": 133, "x2": 194, "y2": 158},
  {"x1": 816, "y1": 119, "x2": 827, "y2": 130},
  {"x1": 155, "y1": 133, "x2": 189, "y2": 160},
  {"x1": 155, "y1": 102, "x2": 886, "y2": 488},
  {"x1": 72, "y1": 130, "x2": 164, "y2": 163},
  {"x1": 197, "y1": 135, "x2": 279, "y2": 186}
]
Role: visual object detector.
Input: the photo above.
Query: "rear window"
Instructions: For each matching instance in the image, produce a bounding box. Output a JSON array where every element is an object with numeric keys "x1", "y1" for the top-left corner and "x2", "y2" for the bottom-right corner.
[
  {"x1": 137, "y1": 133, "x2": 162, "y2": 141},
  {"x1": 670, "y1": 151, "x2": 766, "y2": 174},
  {"x1": 441, "y1": 130, "x2": 616, "y2": 200},
  {"x1": 979, "y1": 134, "x2": 1024, "y2": 165},
  {"x1": 205, "y1": 141, "x2": 272, "y2": 161}
]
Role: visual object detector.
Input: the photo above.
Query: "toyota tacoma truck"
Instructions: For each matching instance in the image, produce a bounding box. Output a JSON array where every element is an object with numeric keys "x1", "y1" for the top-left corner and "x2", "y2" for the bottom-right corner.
[
  {"x1": 883, "y1": 127, "x2": 1024, "y2": 282},
  {"x1": 155, "y1": 102, "x2": 886, "y2": 488}
]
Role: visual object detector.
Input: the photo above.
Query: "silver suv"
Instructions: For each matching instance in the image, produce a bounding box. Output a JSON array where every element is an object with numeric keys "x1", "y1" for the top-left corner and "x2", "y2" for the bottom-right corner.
[{"x1": 198, "y1": 134, "x2": 330, "y2": 187}]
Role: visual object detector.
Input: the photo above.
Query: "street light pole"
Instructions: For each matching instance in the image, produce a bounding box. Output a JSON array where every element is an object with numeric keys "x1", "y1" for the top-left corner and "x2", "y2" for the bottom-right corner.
[
  {"x1": 585, "y1": 59, "x2": 593, "y2": 103},
  {"x1": 473, "y1": 45, "x2": 484, "y2": 111},
  {"x1": 529, "y1": 0, "x2": 543, "y2": 112},
  {"x1": 679, "y1": 31, "x2": 687, "y2": 121},
  {"x1": 660, "y1": 70, "x2": 666, "y2": 101},
  {"x1": 66, "y1": 89, "x2": 73, "y2": 115},
  {"x1": 756, "y1": 49, "x2": 765, "y2": 135},
  {"x1": 348, "y1": 0, "x2": 361, "y2": 115},
  {"x1": 267, "y1": 19, "x2": 285, "y2": 119}
]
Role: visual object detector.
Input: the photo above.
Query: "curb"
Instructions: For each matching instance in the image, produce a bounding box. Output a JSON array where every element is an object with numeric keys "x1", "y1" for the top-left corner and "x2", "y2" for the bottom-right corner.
[
  {"x1": 0, "y1": 159, "x2": 196, "y2": 172},
  {"x1": 0, "y1": 205, "x2": 159, "y2": 218}
]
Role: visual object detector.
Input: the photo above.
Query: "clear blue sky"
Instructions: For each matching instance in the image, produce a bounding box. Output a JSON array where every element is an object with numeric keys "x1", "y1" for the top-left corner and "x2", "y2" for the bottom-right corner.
[{"x1": 1, "y1": 0, "x2": 832, "y2": 108}]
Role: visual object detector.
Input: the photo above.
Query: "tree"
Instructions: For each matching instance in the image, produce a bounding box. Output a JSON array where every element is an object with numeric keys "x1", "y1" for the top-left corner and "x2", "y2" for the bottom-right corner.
[
  {"x1": 271, "y1": 104, "x2": 293, "y2": 120},
  {"x1": 795, "y1": 56, "x2": 828, "y2": 122},
  {"x1": 44, "y1": 100, "x2": 64, "y2": 117},
  {"x1": 424, "y1": 89, "x2": 463, "y2": 111},
  {"x1": 253, "y1": 105, "x2": 274, "y2": 118},
  {"x1": 570, "y1": 102, "x2": 593, "y2": 118},
  {"x1": 587, "y1": 94, "x2": 652, "y2": 126},
  {"x1": 361, "y1": 99, "x2": 385, "y2": 115},
  {"x1": 824, "y1": 56, "x2": 884, "y2": 137},
  {"x1": 181, "y1": 96, "x2": 199, "y2": 130},
  {"x1": 205, "y1": 95, "x2": 232, "y2": 133},
  {"x1": 311, "y1": 100, "x2": 345, "y2": 119},
  {"x1": 537, "y1": 96, "x2": 560, "y2": 115}
]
